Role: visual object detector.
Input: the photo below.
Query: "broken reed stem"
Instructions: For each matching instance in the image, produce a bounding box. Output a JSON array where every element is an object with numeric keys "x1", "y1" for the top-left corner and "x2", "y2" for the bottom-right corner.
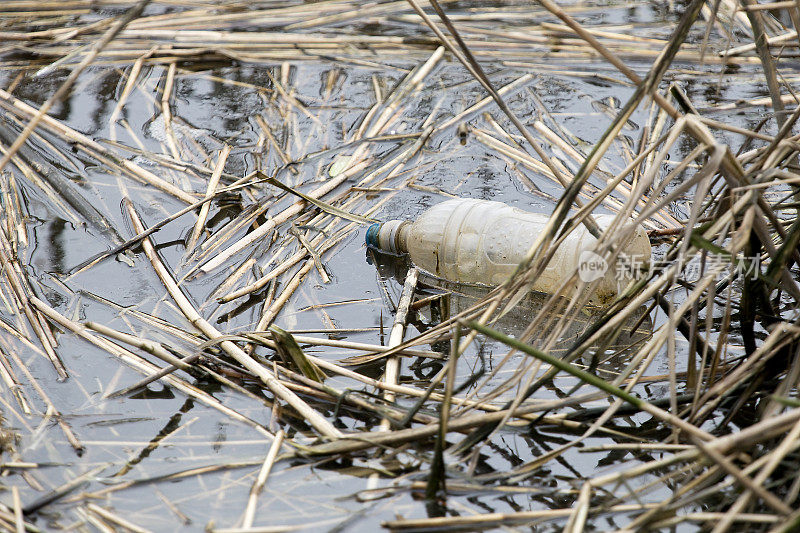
[
  {"x1": 739, "y1": 0, "x2": 787, "y2": 130},
  {"x1": 160, "y1": 61, "x2": 181, "y2": 161},
  {"x1": 84, "y1": 321, "x2": 193, "y2": 372},
  {"x1": 380, "y1": 267, "x2": 418, "y2": 431},
  {"x1": 408, "y1": 0, "x2": 601, "y2": 235},
  {"x1": 382, "y1": 504, "x2": 656, "y2": 530},
  {"x1": 426, "y1": 322, "x2": 460, "y2": 498},
  {"x1": 288, "y1": 224, "x2": 330, "y2": 283},
  {"x1": 104, "y1": 351, "x2": 204, "y2": 399},
  {"x1": 256, "y1": 261, "x2": 315, "y2": 330},
  {"x1": 69, "y1": 176, "x2": 263, "y2": 275},
  {"x1": 711, "y1": 417, "x2": 800, "y2": 531},
  {"x1": 241, "y1": 332, "x2": 441, "y2": 359},
  {"x1": 188, "y1": 144, "x2": 231, "y2": 249},
  {"x1": 690, "y1": 436, "x2": 792, "y2": 516},
  {"x1": 108, "y1": 51, "x2": 149, "y2": 141},
  {"x1": 11, "y1": 486, "x2": 23, "y2": 533},
  {"x1": 241, "y1": 430, "x2": 285, "y2": 529}
]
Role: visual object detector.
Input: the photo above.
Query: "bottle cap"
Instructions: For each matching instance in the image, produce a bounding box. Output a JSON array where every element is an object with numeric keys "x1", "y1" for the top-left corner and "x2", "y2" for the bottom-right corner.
[{"x1": 365, "y1": 223, "x2": 381, "y2": 248}]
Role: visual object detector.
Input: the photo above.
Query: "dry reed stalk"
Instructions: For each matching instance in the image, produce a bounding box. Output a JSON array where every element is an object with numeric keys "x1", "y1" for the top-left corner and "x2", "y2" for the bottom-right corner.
[
  {"x1": 382, "y1": 504, "x2": 656, "y2": 530},
  {"x1": 86, "y1": 504, "x2": 151, "y2": 533},
  {"x1": 295, "y1": 385, "x2": 650, "y2": 458},
  {"x1": 244, "y1": 332, "x2": 440, "y2": 359},
  {"x1": 29, "y1": 296, "x2": 272, "y2": 437},
  {"x1": 256, "y1": 261, "x2": 315, "y2": 330},
  {"x1": 0, "y1": 322, "x2": 82, "y2": 452},
  {"x1": 298, "y1": 351, "x2": 553, "y2": 416},
  {"x1": 0, "y1": 227, "x2": 64, "y2": 378},
  {"x1": 287, "y1": 225, "x2": 329, "y2": 283},
  {"x1": 462, "y1": 140, "x2": 692, "y2": 408},
  {"x1": 0, "y1": 143, "x2": 75, "y2": 227},
  {"x1": 379, "y1": 268, "x2": 418, "y2": 431},
  {"x1": 11, "y1": 487, "x2": 23, "y2": 533},
  {"x1": 469, "y1": 321, "x2": 716, "y2": 443},
  {"x1": 470, "y1": 126, "x2": 675, "y2": 228},
  {"x1": 408, "y1": 0, "x2": 597, "y2": 230},
  {"x1": 0, "y1": 0, "x2": 151, "y2": 174},
  {"x1": 588, "y1": 408, "x2": 800, "y2": 494},
  {"x1": 107, "y1": 50, "x2": 151, "y2": 141},
  {"x1": 254, "y1": 115, "x2": 295, "y2": 173},
  {"x1": 0, "y1": 173, "x2": 26, "y2": 248},
  {"x1": 4, "y1": 0, "x2": 800, "y2": 527},
  {"x1": 124, "y1": 200, "x2": 342, "y2": 438},
  {"x1": 196, "y1": 159, "x2": 368, "y2": 273},
  {"x1": 711, "y1": 418, "x2": 800, "y2": 531},
  {"x1": 275, "y1": 358, "x2": 430, "y2": 425},
  {"x1": 213, "y1": 178, "x2": 392, "y2": 304},
  {"x1": 126, "y1": 1, "x2": 355, "y2": 31},
  {"x1": 187, "y1": 144, "x2": 230, "y2": 249},
  {"x1": 104, "y1": 351, "x2": 205, "y2": 399},
  {"x1": 241, "y1": 430, "x2": 284, "y2": 529},
  {"x1": 192, "y1": 202, "x2": 272, "y2": 260},
  {"x1": 0, "y1": 315, "x2": 45, "y2": 365},
  {"x1": 691, "y1": 436, "x2": 793, "y2": 516},
  {"x1": 460, "y1": 151, "x2": 740, "y2": 458},
  {"x1": 286, "y1": 0, "x2": 456, "y2": 31},
  {"x1": 0, "y1": 347, "x2": 31, "y2": 415},
  {"x1": 159, "y1": 61, "x2": 181, "y2": 161},
  {"x1": 334, "y1": 46, "x2": 443, "y2": 178},
  {"x1": 0, "y1": 88, "x2": 197, "y2": 204},
  {"x1": 13, "y1": 25, "x2": 746, "y2": 66},
  {"x1": 83, "y1": 321, "x2": 194, "y2": 371}
]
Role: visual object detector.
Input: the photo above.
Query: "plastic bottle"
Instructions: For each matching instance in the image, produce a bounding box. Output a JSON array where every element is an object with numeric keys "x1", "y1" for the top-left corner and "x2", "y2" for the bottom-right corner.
[{"x1": 366, "y1": 198, "x2": 651, "y2": 301}]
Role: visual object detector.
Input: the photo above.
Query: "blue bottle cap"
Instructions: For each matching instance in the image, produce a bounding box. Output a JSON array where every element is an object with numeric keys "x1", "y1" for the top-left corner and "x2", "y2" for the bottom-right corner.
[{"x1": 365, "y1": 223, "x2": 381, "y2": 248}]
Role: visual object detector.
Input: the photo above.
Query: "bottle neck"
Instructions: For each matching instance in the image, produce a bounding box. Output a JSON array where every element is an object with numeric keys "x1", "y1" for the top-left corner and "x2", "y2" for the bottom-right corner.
[
  {"x1": 396, "y1": 221, "x2": 410, "y2": 253},
  {"x1": 375, "y1": 220, "x2": 410, "y2": 254}
]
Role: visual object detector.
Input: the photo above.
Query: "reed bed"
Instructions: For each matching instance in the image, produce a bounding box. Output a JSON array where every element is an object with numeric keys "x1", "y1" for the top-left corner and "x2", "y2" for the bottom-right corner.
[{"x1": 0, "y1": 0, "x2": 799, "y2": 531}]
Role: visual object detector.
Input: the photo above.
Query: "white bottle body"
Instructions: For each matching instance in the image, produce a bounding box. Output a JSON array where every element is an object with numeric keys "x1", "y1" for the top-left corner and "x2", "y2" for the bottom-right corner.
[{"x1": 389, "y1": 199, "x2": 651, "y2": 301}]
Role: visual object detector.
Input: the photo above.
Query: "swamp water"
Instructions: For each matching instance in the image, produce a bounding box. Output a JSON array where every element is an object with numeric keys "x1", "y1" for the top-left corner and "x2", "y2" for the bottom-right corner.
[{"x1": 0, "y1": 0, "x2": 788, "y2": 531}]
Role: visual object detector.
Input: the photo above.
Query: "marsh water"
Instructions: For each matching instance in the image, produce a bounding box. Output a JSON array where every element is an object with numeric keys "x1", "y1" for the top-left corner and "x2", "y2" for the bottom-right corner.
[{"x1": 0, "y1": 0, "x2": 784, "y2": 530}]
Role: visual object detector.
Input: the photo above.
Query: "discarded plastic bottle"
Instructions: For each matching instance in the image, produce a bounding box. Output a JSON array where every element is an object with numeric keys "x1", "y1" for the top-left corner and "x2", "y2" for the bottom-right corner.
[{"x1": 366, "y1": 198, "x2": 651, "y2": 302}]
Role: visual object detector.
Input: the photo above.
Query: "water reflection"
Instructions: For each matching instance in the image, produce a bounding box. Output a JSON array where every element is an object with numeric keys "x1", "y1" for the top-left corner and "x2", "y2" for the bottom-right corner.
[
  {"x1": 47, "y1": 217, "x2": 68, "y2": 274},
  {"x1": 367, "y1": 248, "x2": 653, "y2": 361}
]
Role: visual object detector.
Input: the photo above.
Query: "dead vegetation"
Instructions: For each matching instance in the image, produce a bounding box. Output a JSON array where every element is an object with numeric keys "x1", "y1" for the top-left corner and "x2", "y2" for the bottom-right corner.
[{"x1": 1, "y1": 0, "x2": 800, "y2": 531}]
